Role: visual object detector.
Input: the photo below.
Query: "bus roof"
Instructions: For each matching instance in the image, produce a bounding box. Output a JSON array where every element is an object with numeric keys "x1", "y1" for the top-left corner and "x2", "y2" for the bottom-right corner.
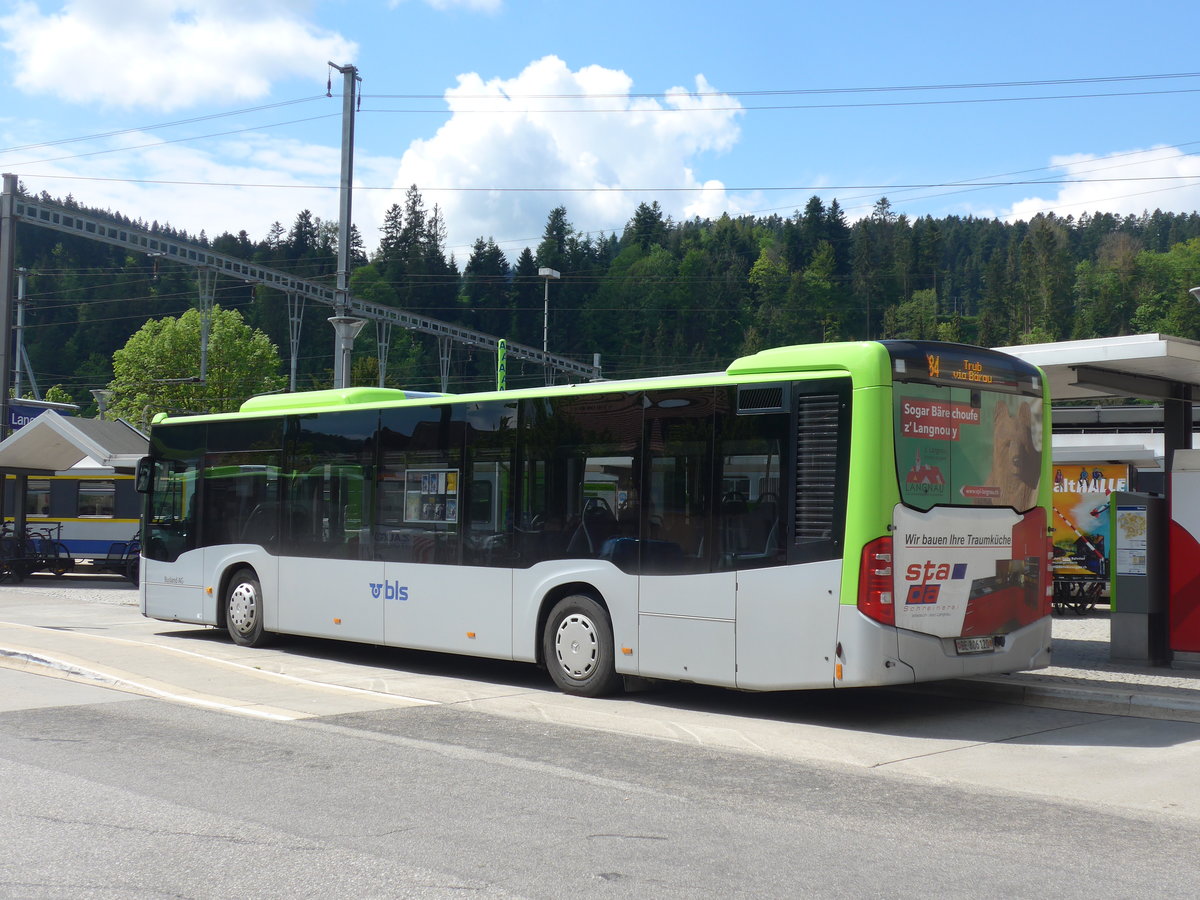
[{"x1": 151, "y1": 340, "x2": 1034, "y2": 426}]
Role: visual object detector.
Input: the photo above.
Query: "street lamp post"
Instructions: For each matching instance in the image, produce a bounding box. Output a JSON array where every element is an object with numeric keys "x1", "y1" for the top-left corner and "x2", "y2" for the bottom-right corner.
[
  {"x1": 539, "y1": 267, "x2": 560, "y2": 384},
  {"x1": 329, "y1": 316, "x2": 367, "y2": 389},
  {"x1": 90, "y1": 389, "x2": 114, "y2": 421}
]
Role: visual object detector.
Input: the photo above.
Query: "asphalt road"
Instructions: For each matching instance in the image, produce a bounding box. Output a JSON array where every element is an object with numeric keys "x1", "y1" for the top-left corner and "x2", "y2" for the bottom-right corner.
[{"x1": 2, "y1": 577, "x2": 1200, "y2": 898}]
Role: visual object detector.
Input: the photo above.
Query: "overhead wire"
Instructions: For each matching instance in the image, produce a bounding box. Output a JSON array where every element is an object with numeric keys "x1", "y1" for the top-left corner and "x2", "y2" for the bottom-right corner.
[
  {"x1": 360, "y1": 86, "x2": 1200, "y2": 115},
  {"x1": 0, "y1": 95, "x2": 330, "y2": 156}
]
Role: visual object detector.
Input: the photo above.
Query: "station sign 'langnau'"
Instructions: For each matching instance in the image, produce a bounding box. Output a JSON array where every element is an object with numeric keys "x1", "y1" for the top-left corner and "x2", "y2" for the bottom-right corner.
[{"x1": 7, "y1": 401, "x2": 75, "y2": 431}]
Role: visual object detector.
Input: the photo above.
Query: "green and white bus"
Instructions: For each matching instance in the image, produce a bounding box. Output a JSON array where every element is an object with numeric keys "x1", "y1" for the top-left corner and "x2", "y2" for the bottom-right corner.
[{"x1": 137, "y1": 340, "x2": 1052, "y2": 696}]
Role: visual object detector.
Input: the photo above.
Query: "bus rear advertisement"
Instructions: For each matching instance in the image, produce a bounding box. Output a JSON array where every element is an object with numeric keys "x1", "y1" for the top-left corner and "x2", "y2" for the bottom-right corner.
[{"x1": 137, "y1": 340, "x2": 1052, "y2": 696}]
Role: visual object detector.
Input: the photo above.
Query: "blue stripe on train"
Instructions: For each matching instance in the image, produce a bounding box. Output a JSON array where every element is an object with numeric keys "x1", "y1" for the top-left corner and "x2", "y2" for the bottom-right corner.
[{"x1": 60, "y1": 539, "x2": 139, "y2": 557}]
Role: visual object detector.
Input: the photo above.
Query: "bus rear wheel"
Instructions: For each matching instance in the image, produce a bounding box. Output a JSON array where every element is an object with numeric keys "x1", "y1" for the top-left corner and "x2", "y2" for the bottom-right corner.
[
  {"x1": 543, "y1": 594, "x2": 622, "y2": 697},
  {"x1": 225, "y1": 568, "x2": 272, "y2": 647}
]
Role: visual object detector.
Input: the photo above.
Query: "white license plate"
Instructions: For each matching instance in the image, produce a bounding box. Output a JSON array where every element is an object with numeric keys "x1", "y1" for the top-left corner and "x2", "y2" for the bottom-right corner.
[{"x1": 955, "y1": 636, "x2": 995, "y2": 655}]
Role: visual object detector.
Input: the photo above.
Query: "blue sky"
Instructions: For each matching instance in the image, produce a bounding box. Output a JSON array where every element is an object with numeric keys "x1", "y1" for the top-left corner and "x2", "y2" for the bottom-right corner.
[{"x1": 2, "y1": 0, "x2": 1199, "y2": 263}]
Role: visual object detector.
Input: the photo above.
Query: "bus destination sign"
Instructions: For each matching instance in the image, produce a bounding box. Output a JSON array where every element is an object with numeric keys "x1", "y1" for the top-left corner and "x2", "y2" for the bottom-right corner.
[{"x1": 886, "y1": 341, "x2": 1037, "y2": 395}]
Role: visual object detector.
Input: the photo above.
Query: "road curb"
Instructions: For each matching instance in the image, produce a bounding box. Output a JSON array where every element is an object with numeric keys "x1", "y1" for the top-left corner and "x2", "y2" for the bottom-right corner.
[{"x1": 899, "y1": 675, "x2": 1200, "y2": 724}]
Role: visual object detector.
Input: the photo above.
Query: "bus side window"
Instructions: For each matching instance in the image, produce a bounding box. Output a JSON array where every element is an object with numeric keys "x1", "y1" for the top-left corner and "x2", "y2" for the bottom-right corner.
[
  {"x1": 516, "y1": 392, "x2": 642, "y2": 565},
  {"x1": 643, "y1": 387, "x2": 715, "y2": 575},
  {"x1": 200, "y1": 453, "x2": 280, "y2": 551},
  {"x1": 284, "y1": 409, "x2": 376, "y2": 560},
  {"x1": 376, "y1": 404, "x2": 464, "y2": 565},
  {"x1": 462, "y1": 399, "x2": 517, "y2": 567},
  {"x1": 715, "y1": 393, "x2": 788, "y2": 570},
  {"x1": 145, "y1": 459, "x2": 199, "y2": 563}
]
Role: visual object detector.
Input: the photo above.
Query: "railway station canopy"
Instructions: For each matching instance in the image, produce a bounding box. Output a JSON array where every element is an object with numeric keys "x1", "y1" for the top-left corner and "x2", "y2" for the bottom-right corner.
[
  {"x1": 997, "y1": 333, "x2": 1200, "y2": 470},
  {"x1": 0, "y1": 410, "x2": 147, "y2": 475},
  {"x1": 998, "y1": 333, "x2": 1200, "y2": 402}
]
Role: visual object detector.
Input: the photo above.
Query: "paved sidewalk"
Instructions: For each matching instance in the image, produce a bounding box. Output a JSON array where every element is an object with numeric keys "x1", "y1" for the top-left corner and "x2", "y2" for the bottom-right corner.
[
  {"x1": 913, "y1": 606, "x2": 1200, "y2": 722},
  {"x1": 3, "y1": 576, "x2": 1200, "y2": 722}
]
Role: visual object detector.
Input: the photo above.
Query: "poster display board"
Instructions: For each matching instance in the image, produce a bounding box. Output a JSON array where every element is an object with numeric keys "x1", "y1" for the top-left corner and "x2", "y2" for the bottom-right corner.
[{"x1": 1051, "y1": 462, "x2": 1130, "y2": 580}]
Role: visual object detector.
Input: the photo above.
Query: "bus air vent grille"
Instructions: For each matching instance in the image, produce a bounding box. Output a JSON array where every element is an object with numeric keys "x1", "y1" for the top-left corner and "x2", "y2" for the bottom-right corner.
[
  {"x1": 795, "y1": 394, "x2": 840, "y2": 543},
  {"x1": 737, "y1": 385, "x2": 785, "y2": 414}
]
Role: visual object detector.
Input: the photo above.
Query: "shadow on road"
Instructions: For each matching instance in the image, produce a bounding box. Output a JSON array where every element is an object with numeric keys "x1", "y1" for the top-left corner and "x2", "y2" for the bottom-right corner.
[{"x1": 154, "y1": 622, "x2": 1200, "y2": 751}]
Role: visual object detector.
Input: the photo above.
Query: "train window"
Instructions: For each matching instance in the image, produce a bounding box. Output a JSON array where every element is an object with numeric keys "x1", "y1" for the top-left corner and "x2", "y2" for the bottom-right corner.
[
  {"x1": 26, "y1": 481, "x2": 51, "y2": 517},
  {"x1": 78, "y1": 480, "x2": 116, "y2": 517}
]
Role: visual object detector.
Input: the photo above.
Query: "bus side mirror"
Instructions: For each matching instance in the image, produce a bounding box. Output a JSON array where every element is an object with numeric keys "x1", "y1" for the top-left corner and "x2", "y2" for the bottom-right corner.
[{"x1": 135, "y1": 458, "x2": 152, "y2": 494}]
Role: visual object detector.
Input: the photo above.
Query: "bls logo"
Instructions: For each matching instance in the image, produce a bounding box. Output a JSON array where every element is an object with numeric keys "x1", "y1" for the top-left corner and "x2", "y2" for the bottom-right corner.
[{"x1": 369, "y1": 580, "x2": 409, "y2": 601}]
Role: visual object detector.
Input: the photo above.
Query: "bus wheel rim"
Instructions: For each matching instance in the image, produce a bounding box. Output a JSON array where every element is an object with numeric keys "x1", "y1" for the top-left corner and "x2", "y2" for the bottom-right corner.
[
  {"x1": 229, "y1": 582, "x2": 258, "y2": 634},
  {"x1": 554, "y1": 612, "x2": 598, "y2": 680}
]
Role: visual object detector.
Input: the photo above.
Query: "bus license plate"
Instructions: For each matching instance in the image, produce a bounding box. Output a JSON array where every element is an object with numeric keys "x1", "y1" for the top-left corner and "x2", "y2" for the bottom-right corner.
[{"x1": 955, "y1": 636, "x2": 995, "y2": 655}]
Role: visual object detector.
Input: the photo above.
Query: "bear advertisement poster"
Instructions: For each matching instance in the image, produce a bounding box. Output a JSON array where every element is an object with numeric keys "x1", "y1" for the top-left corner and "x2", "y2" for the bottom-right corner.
[{"x1": 895, "y1": 384, "x2": 1043, "y2": 513}]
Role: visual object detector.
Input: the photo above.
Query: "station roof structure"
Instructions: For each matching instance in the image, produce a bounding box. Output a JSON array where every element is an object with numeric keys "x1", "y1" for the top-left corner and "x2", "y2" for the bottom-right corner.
[
  {"x1": 998, "y1": 334, "x2": 1200, "y2": 471},
  {"x1": 0, "y1": 411, "x2": 147, "y2": 475},
  {"x1": 997, "y1": 334, "x2": 1200, "y2": 403}
]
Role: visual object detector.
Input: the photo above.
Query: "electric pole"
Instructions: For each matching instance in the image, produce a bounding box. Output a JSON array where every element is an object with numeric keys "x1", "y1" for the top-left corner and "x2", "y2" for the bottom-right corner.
[
  {"x1": 0, "y1": 173, "x2": 17, "y2": 442},
  {"x1": 329, "y1": 62, "x2": 364, "y2": 389}
]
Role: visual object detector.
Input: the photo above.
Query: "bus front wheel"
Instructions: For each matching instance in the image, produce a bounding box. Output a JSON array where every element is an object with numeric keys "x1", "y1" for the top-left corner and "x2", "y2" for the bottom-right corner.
[
  {"x1": 543, "y1": 594, "x2": 622, "y2": 697},
  {"x1": 225, "y1": 568, "x2": 272, "y2": 648}
]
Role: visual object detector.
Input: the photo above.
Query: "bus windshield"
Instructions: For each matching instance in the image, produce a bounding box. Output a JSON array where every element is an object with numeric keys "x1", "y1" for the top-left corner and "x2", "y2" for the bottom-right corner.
[{"x1": 887, "y1": 342, "x2": 1044, "y2": 512}]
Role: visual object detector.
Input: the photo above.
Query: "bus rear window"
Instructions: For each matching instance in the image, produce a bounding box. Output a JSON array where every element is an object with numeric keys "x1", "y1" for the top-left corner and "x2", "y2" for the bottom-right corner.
[{"x1": 894, "y1": 384, "x2": 1042, "y2": 512}]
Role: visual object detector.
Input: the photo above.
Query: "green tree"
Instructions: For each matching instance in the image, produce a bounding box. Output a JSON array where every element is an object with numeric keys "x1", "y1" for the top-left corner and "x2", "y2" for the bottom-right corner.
[
  {"x1": 746, "y1": 245, "x2": 793, "y2": 351},
  {"x1": 882, "y1": 288, "x2": 938, "y2": 339},
  {"x1": 801, "y1": 240, "x2": 842, "y2": 341},
  {"x1": 43, "y1": 385, "x2": 75, "y2": 405},
  {"x1": 107, "y1": 306, "x2": 284, "y2": 425},
  {"x1": 1131, "y1": 237, "x2": 1200, "y2": 338},
  {"x1": 624, "y1": 201, "x2": 669, "y2": 251},
  {"x1": 462, "y1": 237, "x2": 512, "y2": 336},
  {"x1": 535, "y1": 206, "x2": 573, "y2": 271},
  {"x1": 1017, "y1": 215, "x2": 1073, "y2": 337}
]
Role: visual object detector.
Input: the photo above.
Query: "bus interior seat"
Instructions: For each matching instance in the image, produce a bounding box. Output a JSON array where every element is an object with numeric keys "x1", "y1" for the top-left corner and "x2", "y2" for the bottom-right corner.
[{"x1": 567, "y1": 499, "x2": 618, "y2": 556}]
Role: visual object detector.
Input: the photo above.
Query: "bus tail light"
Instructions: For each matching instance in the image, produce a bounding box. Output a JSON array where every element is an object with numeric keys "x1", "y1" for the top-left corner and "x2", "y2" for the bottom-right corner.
[{"x1": 858, "y1": 536, "x2": 895, "y2": 626}]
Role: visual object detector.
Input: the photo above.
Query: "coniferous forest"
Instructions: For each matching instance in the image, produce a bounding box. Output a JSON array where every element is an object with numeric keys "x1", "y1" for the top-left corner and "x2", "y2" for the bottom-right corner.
[{"x1": 13, "y1": 183, "x2": 1200, "y2": 411}]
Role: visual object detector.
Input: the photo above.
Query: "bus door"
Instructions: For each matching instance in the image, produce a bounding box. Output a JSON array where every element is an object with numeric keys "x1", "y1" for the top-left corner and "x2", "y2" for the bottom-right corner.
[
  {"x1": 636, "y1": 388, "x2": 737, "y2": 687},
  {"x1": 277, "y1": 461, "x2": 382, "y2": 641},
  {"x1": 140, "y1": 457, "x2": 206, "y2": 623}
]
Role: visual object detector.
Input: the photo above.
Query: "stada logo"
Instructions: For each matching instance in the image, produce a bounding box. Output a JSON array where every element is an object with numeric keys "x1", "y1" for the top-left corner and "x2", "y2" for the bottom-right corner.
[{"x1": 370, "y1": 581, "x2": 409, "y2": 601}]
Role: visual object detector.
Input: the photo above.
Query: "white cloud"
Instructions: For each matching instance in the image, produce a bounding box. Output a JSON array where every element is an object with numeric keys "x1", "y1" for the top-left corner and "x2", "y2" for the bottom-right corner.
[
  {"x1": 0, "y1": 0, "x2": 357, "y2": 111},
  {"x1": 384, "y1": 55, "x2": 745, "y2": 257},
  {"x1": 1004, "y1": 145, "x2": 1200, "y2": 222}
]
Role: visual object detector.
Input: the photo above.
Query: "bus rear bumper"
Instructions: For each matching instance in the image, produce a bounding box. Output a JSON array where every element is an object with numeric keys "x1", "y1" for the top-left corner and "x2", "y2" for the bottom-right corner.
[{"x1": 897, "y1": 616, "x2": 1053, "y2": 681}]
